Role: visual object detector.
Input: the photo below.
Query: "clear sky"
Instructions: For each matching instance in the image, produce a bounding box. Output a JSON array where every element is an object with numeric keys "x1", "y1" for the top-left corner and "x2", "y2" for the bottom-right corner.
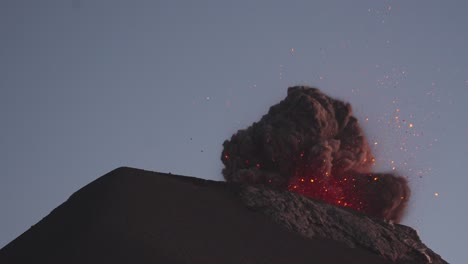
[{"x1": 1, "y1": 0, "x2": 467, "y2": 262}]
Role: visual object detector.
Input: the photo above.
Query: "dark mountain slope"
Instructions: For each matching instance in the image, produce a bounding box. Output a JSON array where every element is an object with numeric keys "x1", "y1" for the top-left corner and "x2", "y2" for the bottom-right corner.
[{"x1": 0, "y1": 167, "x2": 437, "y2": 263}]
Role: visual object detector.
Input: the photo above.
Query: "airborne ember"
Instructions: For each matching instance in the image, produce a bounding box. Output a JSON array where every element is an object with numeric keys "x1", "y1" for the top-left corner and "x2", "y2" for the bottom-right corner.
[{"x1": 221, "y1": 86, "x2": 410, "y2": 223}]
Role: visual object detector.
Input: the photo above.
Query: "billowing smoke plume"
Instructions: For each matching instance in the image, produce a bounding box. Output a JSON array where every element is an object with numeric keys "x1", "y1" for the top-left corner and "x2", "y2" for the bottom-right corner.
[{"x1": 221, "y1": 86, "x2": 410, "y2": 223}]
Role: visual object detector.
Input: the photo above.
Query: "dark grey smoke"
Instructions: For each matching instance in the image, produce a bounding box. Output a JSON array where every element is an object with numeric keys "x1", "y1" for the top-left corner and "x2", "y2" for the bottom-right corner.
[{"x1": 221, "y1": 86, "x2": 410, "y2": 223}]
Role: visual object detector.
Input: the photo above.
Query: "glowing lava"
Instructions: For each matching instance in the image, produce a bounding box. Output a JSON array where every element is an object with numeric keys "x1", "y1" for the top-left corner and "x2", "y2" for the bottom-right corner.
[
  {"x1": 288, "y1": 175, "x2": 365, "y2": 212},
  {"x1": 286, "y1": 163, "x2": 396, "y2": 218},
  {"x1": 286, "y1": 167, "x2": 409, "y2": 221}
]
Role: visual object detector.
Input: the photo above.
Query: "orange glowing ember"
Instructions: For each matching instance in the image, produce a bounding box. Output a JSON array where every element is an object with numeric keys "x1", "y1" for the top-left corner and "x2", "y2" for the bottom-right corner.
[
  {"x1": 288, "y1": 174, "x2": 365, "y2": 212},
  {"x1": 286, "y1": 164, "x2": 388, "y2": 214}
]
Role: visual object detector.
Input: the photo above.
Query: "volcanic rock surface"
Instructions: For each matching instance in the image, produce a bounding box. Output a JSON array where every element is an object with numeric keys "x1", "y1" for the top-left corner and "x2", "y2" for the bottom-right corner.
[
  {"x1": 241, "y1": 186, "x2": 446, "y2": 264},
  {"x1": 0, "y1": 167, "x2": 446, "y2": 264}
]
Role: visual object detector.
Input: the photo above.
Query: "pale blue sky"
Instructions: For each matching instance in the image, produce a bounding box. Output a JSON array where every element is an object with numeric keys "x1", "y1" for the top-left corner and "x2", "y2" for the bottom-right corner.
[{"x1": 1, "y1": 1, "x2": 467, "y2": 262}]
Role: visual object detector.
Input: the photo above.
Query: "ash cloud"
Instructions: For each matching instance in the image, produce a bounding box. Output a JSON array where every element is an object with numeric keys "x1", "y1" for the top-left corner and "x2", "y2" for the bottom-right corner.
[{"x1": 221, "y1": 86, "x2": 410, "y2": 223}]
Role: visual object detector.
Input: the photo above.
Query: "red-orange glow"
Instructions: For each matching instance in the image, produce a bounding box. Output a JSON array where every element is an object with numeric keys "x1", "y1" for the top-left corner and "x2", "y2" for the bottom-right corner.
[{"x1": 287, "y1": 166, "x2": 378, "y2": 213}]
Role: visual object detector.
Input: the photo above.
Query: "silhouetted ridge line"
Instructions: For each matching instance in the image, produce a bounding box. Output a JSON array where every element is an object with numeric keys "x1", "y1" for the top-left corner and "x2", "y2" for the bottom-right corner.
[{"x1": 0, "y1": 167, "x2": 445, "y2": 264}]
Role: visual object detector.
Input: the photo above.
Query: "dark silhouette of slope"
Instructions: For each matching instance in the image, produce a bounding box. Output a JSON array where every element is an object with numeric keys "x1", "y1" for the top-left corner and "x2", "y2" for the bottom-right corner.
[{"x1": 0, "y1": 167, "x2": 392, "y2": 264}]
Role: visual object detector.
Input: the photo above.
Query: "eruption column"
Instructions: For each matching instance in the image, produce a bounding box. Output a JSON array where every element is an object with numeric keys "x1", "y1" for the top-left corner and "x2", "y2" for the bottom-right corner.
[{"x1": 222, "y1": 86, "x2": 410, "y2": 223}]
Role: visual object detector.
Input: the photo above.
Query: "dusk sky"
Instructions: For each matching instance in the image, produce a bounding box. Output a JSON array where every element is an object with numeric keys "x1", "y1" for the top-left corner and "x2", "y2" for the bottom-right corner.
[{"x1": 1, "y1": 1, "x2": 467, "y2": 262}]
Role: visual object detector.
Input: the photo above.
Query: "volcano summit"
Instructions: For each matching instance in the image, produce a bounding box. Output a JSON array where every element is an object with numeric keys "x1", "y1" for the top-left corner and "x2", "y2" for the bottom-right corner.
[{"x1": 0, "y1": 168, "x2": 446, "y2": 264}]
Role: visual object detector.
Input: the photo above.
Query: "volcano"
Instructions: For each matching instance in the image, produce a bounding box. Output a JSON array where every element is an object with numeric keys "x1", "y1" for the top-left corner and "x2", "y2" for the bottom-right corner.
[{"x1": 0, "y1": 167, "x2": 446, "y2": 263}]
